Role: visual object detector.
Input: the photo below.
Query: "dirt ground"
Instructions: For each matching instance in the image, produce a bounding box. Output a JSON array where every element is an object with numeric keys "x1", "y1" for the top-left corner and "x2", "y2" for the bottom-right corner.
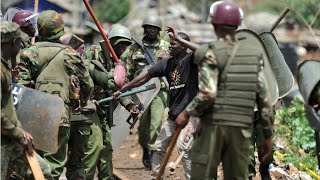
[
  {"x1": 112, "y1": 122, "x2": 266, "y2": 180},
  {"x1": 113, "y1": 123, "x2": 187, "y2": 180}
]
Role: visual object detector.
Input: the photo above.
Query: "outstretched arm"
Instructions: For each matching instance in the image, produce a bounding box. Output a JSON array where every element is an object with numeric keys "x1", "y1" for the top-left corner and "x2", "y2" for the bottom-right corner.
[
  {"x1": 113, "y1": 72, "x2": 152, "y2": 99},
  {"x1": 166, "y1": 26, "x2": 200, "y2": 51}
]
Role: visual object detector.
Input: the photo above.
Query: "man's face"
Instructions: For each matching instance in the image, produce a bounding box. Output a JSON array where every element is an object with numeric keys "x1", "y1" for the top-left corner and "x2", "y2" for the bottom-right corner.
[
  {"x1": 144, "y1": 25, "x2": 159, "y2": 40},
  {"x1": 169, "y1": 39, "x2": 184, "y2": 57},
  {"x1": 21, "y1": 24, "x2": 37, "y2": 37},
  {"x1": 113, "y1": 41, "x2": 131, "y2": 57}
]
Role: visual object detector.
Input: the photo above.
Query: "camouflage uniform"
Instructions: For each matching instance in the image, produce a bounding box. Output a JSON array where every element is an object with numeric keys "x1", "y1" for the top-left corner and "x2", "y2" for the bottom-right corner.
[
  {"x1": 1, "y1": 21, "x2": 52, "y2": 180},
  {"x1": 82, "y1": 45, "x2": 135, "y2": 180},
  {"x1": 186, "y1": 41, "x2": 273, "y2": 180},
  {"x1": 13, "y1": 11, "x2": 93, "y2": 180},
  {"x1": 124, "y1": 37, "x2": 169, "y2": 153}
]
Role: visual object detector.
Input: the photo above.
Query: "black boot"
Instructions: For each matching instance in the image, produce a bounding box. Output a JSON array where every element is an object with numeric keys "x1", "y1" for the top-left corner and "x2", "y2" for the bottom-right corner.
[{"x1": 142, "y1": 148, "x2": 151, "y2": 169}]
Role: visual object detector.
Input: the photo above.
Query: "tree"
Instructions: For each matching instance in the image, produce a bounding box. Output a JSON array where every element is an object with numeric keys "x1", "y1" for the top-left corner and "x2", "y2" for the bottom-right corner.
[{"x1": 92, "y1": 0, "x2": 130, "y2": 23}]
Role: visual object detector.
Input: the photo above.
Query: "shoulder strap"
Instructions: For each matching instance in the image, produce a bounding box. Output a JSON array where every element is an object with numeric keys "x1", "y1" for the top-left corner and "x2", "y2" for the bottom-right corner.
[
  {"x1": 220, "y1": 44, "x2": 239, "y2": 82},
  {"x1": 36, "y1": 42, "x2": 68, "y2": 77}
]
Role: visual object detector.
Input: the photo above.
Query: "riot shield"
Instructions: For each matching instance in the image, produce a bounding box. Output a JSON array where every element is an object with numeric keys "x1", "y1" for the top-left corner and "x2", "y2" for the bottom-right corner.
[
  {"x1": 111, "y1": 68, "x2": 161, "y2": 154},
  {"x1": 297, "y1": 60, "x2": 320, "y2": 105},
  {"x1": 235, "y1": 29, "x2": 279, "y2": 105},
  {"x1": 12, "y1": 83, "x2": 63, "y2": 153},
  {"x1": 260, "y1": 32, "x2": 294, "y2": 98},
  {"x1": 306, "y1": 105, "x2": 320, "y2": 131}
]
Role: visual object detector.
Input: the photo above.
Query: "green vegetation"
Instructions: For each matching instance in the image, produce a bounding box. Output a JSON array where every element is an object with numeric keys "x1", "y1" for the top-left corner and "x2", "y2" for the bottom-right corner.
[
  {"x1": 275, "y1": 98, "x2": 319, "y2": 175},
  {"x1": 252, "y1": 0, "x2": 320, "y2": 28},
  {"x1": 92, "y1": 0, "x2": 130, "y2": 23}
]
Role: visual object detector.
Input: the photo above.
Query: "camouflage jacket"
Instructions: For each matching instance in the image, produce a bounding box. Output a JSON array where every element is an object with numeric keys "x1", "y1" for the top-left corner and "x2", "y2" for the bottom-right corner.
[
  {"x1": 13, "y1": 42, "x2": 94, "y2": 126},
  {"x1": 186, "y1": 42, "x2": 273, "y2": 137},
  {"x1": 124, "y1": 37, "x2": 169, "y2": 81},
  {"x1": 1, "y1": 58, "x2": 24, "y2": 141},
  {"x1": 83, "y1": 45, "x2": 135, "y2": 111}
]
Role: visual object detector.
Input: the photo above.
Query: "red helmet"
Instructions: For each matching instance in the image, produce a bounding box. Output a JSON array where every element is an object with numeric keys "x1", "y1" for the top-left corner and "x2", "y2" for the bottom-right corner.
[
  {"x1": 211, "y1": 2, "x2": 241, "y2": 26},
  {"x1": 12, "y1": 10, "x2": 37, "y2": 27}
]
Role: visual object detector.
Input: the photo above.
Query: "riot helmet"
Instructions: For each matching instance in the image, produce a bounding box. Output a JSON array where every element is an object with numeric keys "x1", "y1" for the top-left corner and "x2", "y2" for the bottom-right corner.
[{"x1": 211, "y1": 2, "x2": 241, "y2": 26}]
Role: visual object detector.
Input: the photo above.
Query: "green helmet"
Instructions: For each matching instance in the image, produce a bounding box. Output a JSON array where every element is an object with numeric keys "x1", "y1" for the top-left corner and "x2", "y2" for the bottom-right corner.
[
  {"x1": 37, "y1": 10, "x2": 64, "y2": 41},
  {"x1": 109, "y1": 24, "x2": 132, "y2": 46},
  {"x1": 141, "y1": 16, "x2": 162, "y2": 30}
]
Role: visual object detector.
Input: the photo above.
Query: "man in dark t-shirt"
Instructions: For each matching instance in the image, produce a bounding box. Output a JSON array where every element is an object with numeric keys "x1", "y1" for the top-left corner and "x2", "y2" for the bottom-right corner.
[{"x1": 114, "y1": 32, "x2": 199, "y2": 179}]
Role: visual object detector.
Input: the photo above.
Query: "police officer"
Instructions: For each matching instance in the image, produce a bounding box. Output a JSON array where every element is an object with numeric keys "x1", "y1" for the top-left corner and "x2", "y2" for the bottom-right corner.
[
  {"x1": 124, "y1": 16, "x2": 170, "y2": 168},
  {"x1": 176, "y1": 2, "x2": 273, "y2": 179},
  {"x1": 13, "y1": 10, "x2": 94, "y2": 180},
  {"x1": 7, "y1": 8, "x2": 38, "y2": 48},
  {"x1": 82, "y1": 24, "x2": 138, "y2": 180},
  {"x1": 1, "y1": 21, "x2": 52, "y2": 180},
  {"x1": 59, "y1": 35, "x2": 96, "y2": 180}
]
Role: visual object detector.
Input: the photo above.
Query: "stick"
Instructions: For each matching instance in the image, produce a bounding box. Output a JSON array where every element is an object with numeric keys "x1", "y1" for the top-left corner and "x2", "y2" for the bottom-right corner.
[
  {"x1": 25, "y1": 151, "x2": 45, "y2": 180},
  {"x1": 270, "y1": 7, "x2": 290, "y2": 32},
  {"x1": 169, "y1": 139, "x2": 193, "y2": 173},
  {"x1": 98, "y1": 83, "x2": 156, "y2": 104},
  {"x1": 155, "y1": 127, "x2": 182, "y2": 180},
  {"x1": 82, "y1": 0, "x2": 119, "y2": 63},
  {"x1": 31, "y1": 0, "x2": 39, "y2": 44}
]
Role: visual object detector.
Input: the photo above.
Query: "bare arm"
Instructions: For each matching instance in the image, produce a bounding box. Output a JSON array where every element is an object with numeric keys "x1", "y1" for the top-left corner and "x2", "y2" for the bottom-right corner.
[
  {"x1": 166, "y1": 26, "x2": 200, "y2": 51},
  {"x1": 113, "y1": 72, "x2": 152, "y2": 99}
]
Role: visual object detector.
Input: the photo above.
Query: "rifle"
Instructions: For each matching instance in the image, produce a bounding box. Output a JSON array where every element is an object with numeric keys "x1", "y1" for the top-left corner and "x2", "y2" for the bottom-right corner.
[
  {"x1": 105, "y1": 90, "x2": 115, "y2": 128},
  {"x1": 131, "y1": 33, "x2": 157, "y2": 65},
  {"x1": 97, "y1": 40, "x2": 114, "y2": 127},
  {"x1": 131, "y1": 33, "x2": 169, "y2": 88},
  {"x1": 99, "y1": 40, "x2": 113, "y2": 72}
]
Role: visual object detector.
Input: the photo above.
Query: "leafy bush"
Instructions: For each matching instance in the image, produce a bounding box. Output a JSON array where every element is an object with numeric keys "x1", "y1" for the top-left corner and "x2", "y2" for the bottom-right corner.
[
  {"x1": 276, "y1": 98, "x2": 318, "y2": 174},
  {"x1": 252, "y1": 0, "x2": 320, "y2": 28}
]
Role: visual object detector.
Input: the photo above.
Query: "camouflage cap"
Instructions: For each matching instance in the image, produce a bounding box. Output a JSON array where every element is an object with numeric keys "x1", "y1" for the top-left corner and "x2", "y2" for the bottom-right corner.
[
  {"x1": 1, "y1": 21, "x2": 21, "y2": 43},
  {"x1": 37, "y1": 10, "x2": 64, "y2": 41}
]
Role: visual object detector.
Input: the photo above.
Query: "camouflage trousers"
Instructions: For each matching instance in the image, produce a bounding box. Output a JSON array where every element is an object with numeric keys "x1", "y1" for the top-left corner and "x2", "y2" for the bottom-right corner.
[
  {"x1": 1, "y1": 138, "x2": 53, "y2": 180},
  {"x1": 138, "y1": 89, "x2": 168, "y2": 150},
  {"x1": 151, "y1": 117, "x2": 198, "y2": 180},
  {"x1": 190, "y1": 124, "x2": 251, "y2": 180},
  {"x1": 83, "y1": 112, "x2": 113, "y2": 180}
]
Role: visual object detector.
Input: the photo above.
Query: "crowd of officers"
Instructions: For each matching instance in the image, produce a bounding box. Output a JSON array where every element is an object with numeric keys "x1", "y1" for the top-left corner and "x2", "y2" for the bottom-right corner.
[{"x1": 1, "y1": 1, "x2": 319, "y2": 180}]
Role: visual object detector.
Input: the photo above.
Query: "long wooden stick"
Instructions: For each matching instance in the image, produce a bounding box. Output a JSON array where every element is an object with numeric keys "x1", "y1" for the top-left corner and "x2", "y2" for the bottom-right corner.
[
  {"x1": 155, "y1": 127, "x2": 182, "y2": 180},
  {"x1": 82, "y1": 0, "x2": 119, "y2": 63},
  {"x1": 170, "y1": 138, "x2": 193, "y2": 173},
  {"x1": 31, "y1": 0, "x2": 39, "y2": 44},
  {"x1": 270, "y1": 7, "x2": 290, "y2": 32},
  {"x1": 25, "y1": 151, "x2": 45, "y2": 180}
]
